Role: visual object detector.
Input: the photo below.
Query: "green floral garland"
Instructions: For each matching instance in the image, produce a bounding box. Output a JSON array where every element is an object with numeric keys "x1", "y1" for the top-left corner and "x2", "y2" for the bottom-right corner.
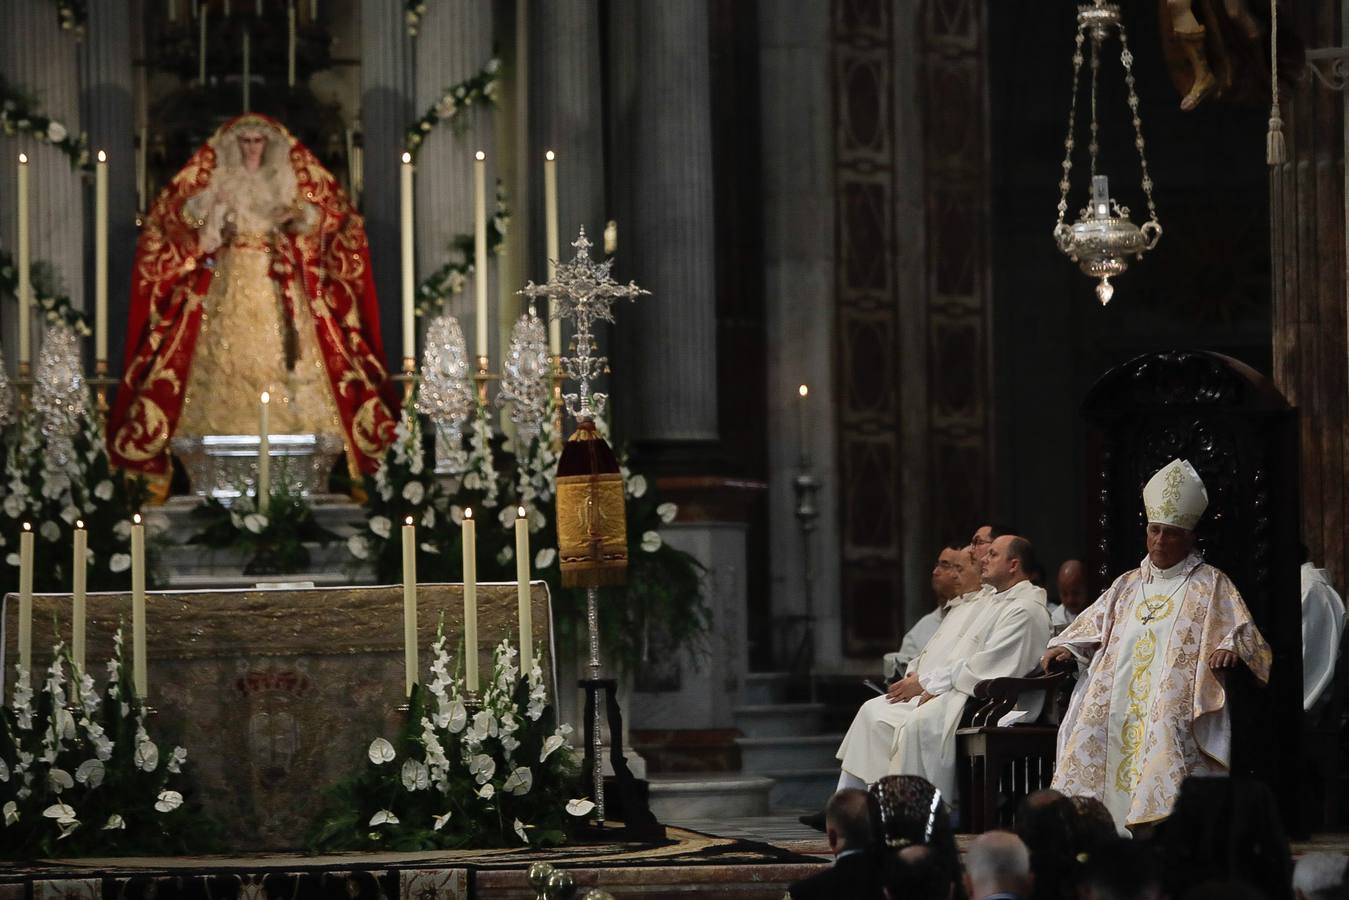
[
  {"x1": 0, "y1": 78, "x2": 90, "y2": 172},
  {"x1": 404, "y1": 57, "x2": 501, "y2": 159},
  {"x1": 0, "y1": 248, "x2": 91, "y2": 337},
  {"x1": 404, "y1": 0, "x2": 429, "y2": 36},
  {"x1": 414, "y1": 183, "x2": 509, "y2": 319},
  {"x1": 53, "y1": 0, "x2": 87, "y2": 36}
]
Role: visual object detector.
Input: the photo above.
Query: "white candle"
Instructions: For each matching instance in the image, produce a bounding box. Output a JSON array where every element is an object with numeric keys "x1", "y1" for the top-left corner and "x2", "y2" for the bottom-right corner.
[
  {"x1": 199, "y1": 8, "x2": 208, "y2": 86},
  {"x1": 223, "y1": 0, "x2": 231, "y2": 15},
  {"x1": 72, "y1": 521, "x2": 87, "y2": 673},
  {"x1": 400, "y1": 152, "x2": 414, "y2": 362},
  {"x1": 543, "y1": 150, "x2": 560, "y2": 357},
  {"x1": 131, "y1": 513, "x2": 147, "y2": 699},
  {"x1": 136, "y1": 127, "x2": 148, "y2": 214},
  {"x1": 17, "y1": 523, "x2": 33, "y2": 675},
  {"x1": 514, "y1": 507, "x2": 533, "y2": 669},
  {"x1": 256, "y1": 0, "x2": 263, "y2": 14},
  {"x1": 95, "y1": 151, "x2": 108, "y2": 363},
  {"x1": 168, "y1": 0, "x2": 177, "y2": 21},
  {"x1": 797, "y1": 384, "x2": 809, "y2": 465},
  {"x1": 258, "y1": 391, "x2": 271, "y2": 513},
  {"x1": 310, "y1": 0, "x2": 317, "y2": 19},
  {"x1": 287, "y1": 1, "x2": 296, "y2": 87},
  {"x1": 402, "y1": 516, "x2": 418, "y2": 695},
  {"x1": 473, "y1": 150, "x2": 488, "y2": 360},
  {"x1": 17, "y1": 153, "x2": 30, "y2": 368},
  {"x1": 462, "y1": 508, "x2": 479, "y2": 693},
  {"x1": 242, "y1": 31, "x2": 251, "y2": 111}
]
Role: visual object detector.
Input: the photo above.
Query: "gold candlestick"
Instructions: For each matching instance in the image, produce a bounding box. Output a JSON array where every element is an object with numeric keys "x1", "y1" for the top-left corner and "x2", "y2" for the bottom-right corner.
[
  {"x1": 474, "y1": 354, "x2": 494, "y2": 407},
  {"x1": 397, "y1": 356, "x2": 417, "y2": 404},
  {"x1": 92, "y1": 359, "x2": 114, "y2": 428},
  {"x1": 550, "y1": 354, "x2": 564, "y2": 452}
]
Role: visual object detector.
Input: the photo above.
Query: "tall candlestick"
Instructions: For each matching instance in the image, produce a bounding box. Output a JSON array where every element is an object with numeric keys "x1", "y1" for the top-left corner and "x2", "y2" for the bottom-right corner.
[
  {"x1": 514, "y1": 507, "x2": 533, "y2": 668},
  {"x1": 402, "y1": 516, "x2": 418, "y2": 695},
  {"x1": 256, "y1": 0, "x2": 263, "y2": 14},
  {"x1": 136, "y1": 127, "x2": 148, "y2": 214},
  {"x1": 168, "y1": 0, "x2": 177, "y2": 21},
  {"x1": 17, "y1": 153, "x2": 30, "y2": 369},
  {"x1": 473, "y1": 150, "x2": 488, "y2": 359},
  {"x1": 400, "y1": 152, "x2": 415, "y2": 362},
  {"x1": 72, "y1": 521, "x2": 87, "y2": 673},
  {"x1": 17, "y1": 523, "x2": 33, "y2": 676},
  {"x1": 198, "y1": 7, "x2": 208, "y2": 86},
  {"x1": 258, "y1": 391, "x2": 271, "y2": 513},
  {"x1": 287, "y1": 2, "x2": 296, "y2": 87},
  {"x1": 242, "y1": 31, "x2": 251, "y2": 111},
  {"x1": 462, "y1": 508, "x2": 479, "y2": 693},
  {"x1": 223, "y1": 0, "x2": 231, "y2": 15},
  {"x1": 543, "y1": 150, "x2": 561, "y2": 356},
  {"x1": 131, "y1": 514, "x2": 147, "y2": 699},
  {"x1": 310, "y1": 0, "x2": 317, "y2": 19},
  {"x1": 797, "y1": 384, "x2": 810, "y2": 466},
  {"x1": 95, "y1": 151, "x2": 108, "y2": 363}
]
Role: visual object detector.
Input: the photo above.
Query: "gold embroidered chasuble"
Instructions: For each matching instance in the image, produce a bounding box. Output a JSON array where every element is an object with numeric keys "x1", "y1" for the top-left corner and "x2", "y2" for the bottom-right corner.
[{"x1": 1048, "y1": 554, "x2": 1272, "y2": 828}]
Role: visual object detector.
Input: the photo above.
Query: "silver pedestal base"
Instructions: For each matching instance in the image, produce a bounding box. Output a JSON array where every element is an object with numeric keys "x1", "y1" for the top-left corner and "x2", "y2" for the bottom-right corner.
[{"x1": 170, "y1": 433, "x2": 345, "y2": 504}]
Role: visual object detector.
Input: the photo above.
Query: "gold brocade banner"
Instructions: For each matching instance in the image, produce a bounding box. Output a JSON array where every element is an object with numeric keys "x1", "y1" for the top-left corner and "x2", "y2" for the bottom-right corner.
[{"x1": 1, "y1": 583, "x2": 554, "y2": 851}]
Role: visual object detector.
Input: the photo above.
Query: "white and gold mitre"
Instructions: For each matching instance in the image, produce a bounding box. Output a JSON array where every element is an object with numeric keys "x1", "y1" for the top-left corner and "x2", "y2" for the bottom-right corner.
[{"x1": 1143, "y1": 458, "x2": 1208, "y2": 530}]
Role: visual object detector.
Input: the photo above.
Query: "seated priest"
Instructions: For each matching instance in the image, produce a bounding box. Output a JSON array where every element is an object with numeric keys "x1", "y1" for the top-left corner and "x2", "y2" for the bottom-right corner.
[
  {"x1": 1301, "y1": 546, "x2": 1345, "y2": 711},
  {"x1": 825, "y1": 535, "x2": 1050, "y2": 814},
  {"x1": 1051, "y1": 559, "x2": 1090, "y2": 632},
  {"x1": 1042, "y1": 459, "x2": 1272, "y2": 833},
  {"x1": 883, "y1": 530, "x2": 999, "y2": 679}
]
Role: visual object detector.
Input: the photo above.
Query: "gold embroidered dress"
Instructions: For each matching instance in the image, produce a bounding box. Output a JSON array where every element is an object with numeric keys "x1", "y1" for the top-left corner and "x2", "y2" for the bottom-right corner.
[{"x1": 1048, "y1": 553, "x2": 1271, "y2": 829}]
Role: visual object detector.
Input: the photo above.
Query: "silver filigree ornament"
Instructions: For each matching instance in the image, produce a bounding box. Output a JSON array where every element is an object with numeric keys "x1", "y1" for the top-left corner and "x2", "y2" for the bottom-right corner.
[
  {"x1": 0, "y1": 342, "x2": 14, "y2": 428},
  {"x1": 418, "y1": 314, "x2": 475, "y2": 474},
  {"x1": 517, "y1": 227, "x2": 649, "y2": 424},
  {"x1": 496, "y1": 309, "x2": 550, "y2": 448},
  {"x1": 1052, "y1": 1, "x2": 1162, "y2": 305},
  {"x1": 32, "y1": 322, "x2": 85, "y2": 473}
]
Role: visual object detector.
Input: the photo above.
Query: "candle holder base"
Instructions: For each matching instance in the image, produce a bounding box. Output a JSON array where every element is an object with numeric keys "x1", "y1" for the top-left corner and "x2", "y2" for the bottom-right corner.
[{"x1": 578, "y1": 676, "x2": 663, "y2": 841}]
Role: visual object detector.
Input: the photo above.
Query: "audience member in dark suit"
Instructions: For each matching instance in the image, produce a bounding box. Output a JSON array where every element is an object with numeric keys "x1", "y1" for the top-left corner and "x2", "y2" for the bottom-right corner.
[
  {"x1": 786, "y1": 788, "x2": 882, "y2": 900},
  {"x1": 1080, "y1": 839, "x2": 1163, "y2": 900},
  {"x1": 883, "y1": 845, "x2": 957, "y2": 900}
]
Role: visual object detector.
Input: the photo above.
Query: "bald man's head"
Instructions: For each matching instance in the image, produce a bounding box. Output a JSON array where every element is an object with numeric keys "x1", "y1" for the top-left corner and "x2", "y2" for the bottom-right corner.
[
  {"x1": 965, "y1": 831, "x2": 1033, "y2": 900},
  {"x1": 1057, "y1": 560, "x2": 1089, "y2": 615}
]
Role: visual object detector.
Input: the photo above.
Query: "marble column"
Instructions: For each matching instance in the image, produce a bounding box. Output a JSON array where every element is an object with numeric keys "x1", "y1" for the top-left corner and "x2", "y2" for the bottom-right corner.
[
  {"x1": 607, "y1": 0, "x2": 718, "y2": 447},
  {"x1": 0, "y1": 0, "x2": 85, "y2": 374},
  {"x1": 80, "y1": 0, "x2": 138, "y2": 375},
  {"x1": 359, "y1": 0, "x2": 414, "y2": 371},
  {"x1": 410, "y1": 0, "x2": 497, "y2": 369}
]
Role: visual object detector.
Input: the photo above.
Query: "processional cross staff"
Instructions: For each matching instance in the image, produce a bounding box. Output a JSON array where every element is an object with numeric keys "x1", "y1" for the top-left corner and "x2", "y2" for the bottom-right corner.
[{"x1": 519, "y1": 227, "x2": 648, "y2": 826}]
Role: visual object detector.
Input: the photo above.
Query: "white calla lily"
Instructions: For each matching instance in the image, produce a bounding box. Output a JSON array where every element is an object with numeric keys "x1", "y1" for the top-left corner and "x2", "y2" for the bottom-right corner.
[
  {"x1": 134, "y1": 740, "x2": 159, "y2": 772},
  {"x1": 641, "y1": 531, "x2": 662, "y2": 552},
  {"x1": 367, "y1": 737, "x2": 396, "y2": 765},
  {"x1": 540, "y1": 734, "x2": 565, "y2": 763},
  {"x1": 369, "y1": 809, "x2": 400, "y2": 826},
  {"x1": 102, "y1": 814, "x2": 125, "y2": 830},
  {"x1": 566, "y1": 799, "x2": 596, "y2": 817},
  {"x1": 401, "y1": 758, "x2": 430, "y2": 791},
  {"x1": 75, "y1": 758, "x2": 105, "y2": 788},
  {"x1": 513, "y1": 818, "x2": 530, "y2": 843},
  {"x1": 476, "y1": 783, "x2": 495, "y2": 800},
  {"x1": 447, "y1": 698, "x2": 468, "y2": 733},
  {"x1": 154, "y1": 790, "x2": 183, "y2": 812},
  {"x1": 503, "y1": 767, "x2": 533, "y2": 796},
  {"x1": 43, "y1": 803, "x2": 77, "y2": 822},
  {"x1": 657, "y1": 502, "x2": 678, "y2": 523},
  {"x1": 47, "y1": 768, "x2": 74, "y2": 792},
  {"x1": 433, "y1": 811, "x2": 452, "y2": 831},
  {"x1": 2, "y1": 801, "x2": 17, "y2": 825}
]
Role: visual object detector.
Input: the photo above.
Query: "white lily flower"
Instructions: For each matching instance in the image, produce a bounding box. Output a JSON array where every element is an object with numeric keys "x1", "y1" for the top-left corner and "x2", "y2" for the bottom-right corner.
[
  {"x1": 347, "y1": 534, "x2": 369, "y2": 559},
  {"x1": 566, "y1": 799, "x2": 596, "y2": 817},
  {"x1": 369, "y1": 809, "x2": 400, "y2": 826},
  {"x1": 5, "y1": 552, "x2": 18, "y2": 567},
  {"x1": 540, "y1": 734, "x2": 565, "y2": 763},
  {"x1": 469, "y1": 754, "x2": 496, "y2": 784},
  {"x1": 110, "y1": 552, "x2": 131, "y2": 573},
  {"x1": 94, "y1": 480, "x2": 114, "y2": 501},
  {"x1": 503, "y1": 767, "x2": 533, "y2": 796},
  {"x1": 401, "y1": 758, "x2": 430, "y2": 791},
  {"x1": 450, "y1": 505, "x2": 465, "y2": 525},
  {"x1": 476, "y1": 783, "x2": 495, "y2": 800},
  {"x1": 641, "y1": 531, "x2": 662, "y2": 553},
  {"x1": 47, "y1": 767, "x2": 74, "y2": 792},
  {"x1": 471, "y1": 710, "x2": 498, "y2": 740},
  {"x1": 40, "y1": 520, "x2": 61, "y2": 541},
  {"x1": 447, "y1": 698, "x2": 468, "y2": 733},
  {"x1": 243, "y1": 513, "x2": 268, "y2": 534},
  {"x1": 113, "y1": 519, "x2": 132, "y2": 540},
  {"x1": 370, "y1": 516, "x2": 392, "y2": 538},
  {"x1": 0, "y1": 758, "x2": 8, "y2": 782},
  {"x1": 657, "y1": 502, "x2": 678, "y2": 523},
  {"x1": 629, "y1": 474, "x2": 648, "y2": 498},
  {"x1": 57, "y1": 820, "x2": 81, "y2": 840},
  {"x1": 2, "y1": 801, "x2": 17, "y2": 825},
  {"x1": 154, "y1": 790, "x2": 183, "y2": 813},
  {"x1": 134, "y1": 740, "x2": 159, "y2": 772},
  {"x1": 534, "y1": 547, "x2": 556, "y2": 569},
  {"x1": 421, "y1": 506, "x2": 436, "y2": 529},
  {"x1": 513, "y1": 818, "x2": 530, "y2": 843},
  {"x1": 47, "y1": 121, "x2": 67, "y2": 142},
  {"x1": 75, "y1": 759, "x2": 104, "y2": 788},
  {"x1": 167, "y1": 746, "x2": 188, "y2": 774},
  {"x1": 102, "y1": 814, "x2": 125, "y2": 830},
  {"x1": 402, "y1": 481, "x2": 425, "y2": 505},
  {"x1": 433, "y1": 811, "x2": 452, "y2": 831},
  {"x1": 43, "y1": 803, "x2": 77, "y2": 822},
  {"x1": 367, "y1": 737, "x2": 397, "y2": 765}
]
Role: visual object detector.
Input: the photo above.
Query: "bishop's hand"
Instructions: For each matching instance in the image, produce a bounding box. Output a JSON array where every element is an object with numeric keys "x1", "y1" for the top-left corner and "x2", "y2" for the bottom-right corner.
[
  {"x1": 1208, "y1": 649, "x2": 1240, "y2": 671},
  {"x1": 1040, "y1": 646, "x2": 1075, "y2": 673}
]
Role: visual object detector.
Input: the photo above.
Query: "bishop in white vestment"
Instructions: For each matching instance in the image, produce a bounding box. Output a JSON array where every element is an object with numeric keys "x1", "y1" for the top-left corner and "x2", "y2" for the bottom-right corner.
[
  {"x1": 1044, "y1": 459, "x2": 1272, "y2": 831},
  {"x1": 837, "y1": 535, "x2": 1050, "y2": 800}
]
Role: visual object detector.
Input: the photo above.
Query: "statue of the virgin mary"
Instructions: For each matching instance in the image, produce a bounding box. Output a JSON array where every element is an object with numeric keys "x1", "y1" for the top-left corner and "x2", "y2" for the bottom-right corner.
[{"x1": 108, "y1": 114, "x2": 397, "y2": 489}]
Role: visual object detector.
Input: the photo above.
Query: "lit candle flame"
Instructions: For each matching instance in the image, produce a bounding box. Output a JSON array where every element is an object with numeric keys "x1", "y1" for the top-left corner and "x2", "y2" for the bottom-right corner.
[
  {"x1": 517, "y1": 506, "x2": 527, "y2": 518},
  {"x1": 405, "y1": 515, "x2": 414, "y2": 526},
  {"x1": 260, "y1": 390, "x2": 270, "y2": 404},
  {"x1": 475, "y1": 150, "x2": 485, "y2": 161},
  {"x1": 401, "y1": 151, "x2": 411, "y2": 164},
  {"x1": 133, "y1": 513, "x2": 142, "y2": 525},
  {"x1": 76, "y1": 520, "x2": 85, "y2": 529},
  {"x1": 464, "y1": 508, "x2": 474, "y2": 520},
  {"x1": 97, "y1": 150, "x2": 107, "y2": 163},
  {"x1": 22, "y1": 521, "x2": 31, "y2": 532},
  {"x1": 798, "y1": 384, "x2": 809, "y2": 398},
  {"x1": 18, "y1": 153, "x2": 27, "y2": 164},
  {"x1": 545, "y1": 150, "x2": 555, "y2": 161}
]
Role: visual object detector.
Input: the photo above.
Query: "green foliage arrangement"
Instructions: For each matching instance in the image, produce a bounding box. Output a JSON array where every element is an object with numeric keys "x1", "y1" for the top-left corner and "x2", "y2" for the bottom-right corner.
[{"x1": 187, "y1": 481, "x2": 338, "y2": 575}]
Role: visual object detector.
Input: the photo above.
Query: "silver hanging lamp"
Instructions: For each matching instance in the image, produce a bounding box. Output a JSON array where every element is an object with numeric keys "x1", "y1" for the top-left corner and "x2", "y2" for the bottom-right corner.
[{"x1": 1053, "y1": 1, "x2": 1163, "y2": 305}]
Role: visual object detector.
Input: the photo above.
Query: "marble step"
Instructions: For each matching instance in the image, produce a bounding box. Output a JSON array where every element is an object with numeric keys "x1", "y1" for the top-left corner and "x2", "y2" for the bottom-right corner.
[
  {"x1": 736, "y1": 733, "x2": 843, "y2": 774},
  {"x1": 733, "y1": 703, "x2": 825, "y2": 738},
  {"x1": 742, "y1": 671, "x2": 794, "y2": 706},
  {"x1": 647, "y1": 773, "x2": 775, "y2": 821},
  {"x1": 762, "y1": 767, "x2": 839, "y2": 813}
]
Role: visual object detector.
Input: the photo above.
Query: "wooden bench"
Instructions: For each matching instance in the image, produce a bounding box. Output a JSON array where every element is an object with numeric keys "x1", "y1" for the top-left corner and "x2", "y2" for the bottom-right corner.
[{"x1": 955, "y1": 668, "x2": 1069, "y2": 833}]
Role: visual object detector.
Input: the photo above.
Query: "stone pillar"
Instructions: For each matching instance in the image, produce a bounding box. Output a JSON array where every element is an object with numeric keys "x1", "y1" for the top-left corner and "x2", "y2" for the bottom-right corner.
[
  {"x1": 528, "y1": 0, "x2": 606, "y2": 275},
  {"x1": 411, "y1": 1, "x2": 498, "y2": 368},
  {"x1": 0, "y1": 0, "x2": 84, "y2": 374},
  {"x1": 608, "y1": 0, "x2": 718, "y2": 447},
  {"x1": 758, "y1": 0, "x2": 846, "y2": 668},
  {"x1": 80, "y1": 0, "x2": 138, "y2": 374},
  {"x1": 1271, "y1": 3, "x2": 1349, "y2": 589},
  {"x1": 359, "y1": 0, "x2": 414, "y2": 371}
]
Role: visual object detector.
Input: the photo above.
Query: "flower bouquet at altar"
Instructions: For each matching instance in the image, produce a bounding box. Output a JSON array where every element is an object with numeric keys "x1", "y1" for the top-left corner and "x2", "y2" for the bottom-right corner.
[
  {"x1": 309, "y1": 628, "x2": 589, "y2": 851},
  {"x1": 0, "y1": 631, "x2": 216, "y2": 857}
]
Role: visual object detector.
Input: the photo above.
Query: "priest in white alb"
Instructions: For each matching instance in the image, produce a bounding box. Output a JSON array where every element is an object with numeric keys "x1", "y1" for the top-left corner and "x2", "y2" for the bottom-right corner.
[
  {"x1": 1042, "y1": 459, "x2": 1272, "y2": 832},
  {"x1": 835, "y1": 535, "x2": 1050, "y2": 802}
]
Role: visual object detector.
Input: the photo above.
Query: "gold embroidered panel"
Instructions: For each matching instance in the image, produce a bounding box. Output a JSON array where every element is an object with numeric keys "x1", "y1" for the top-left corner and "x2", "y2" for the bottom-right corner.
[{"x1": 1, "y1": 584, "x2": 555, "y2": 851}]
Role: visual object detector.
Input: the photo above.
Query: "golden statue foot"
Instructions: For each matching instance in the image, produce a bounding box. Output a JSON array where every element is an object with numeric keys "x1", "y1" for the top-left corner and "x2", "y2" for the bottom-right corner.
[{"x1": 1176, "y1": 27, "x2": 1217, "y2": 112}]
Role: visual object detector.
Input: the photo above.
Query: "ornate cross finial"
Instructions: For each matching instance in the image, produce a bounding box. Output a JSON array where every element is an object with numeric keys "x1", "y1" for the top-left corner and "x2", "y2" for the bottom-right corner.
[{"x1": 518, "y1": 226, "x2": 649, "y2": 423}]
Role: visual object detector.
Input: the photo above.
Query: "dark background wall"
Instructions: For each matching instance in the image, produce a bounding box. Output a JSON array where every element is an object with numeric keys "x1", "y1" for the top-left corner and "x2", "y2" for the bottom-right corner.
[{"x1": 988, "y1": 0, "x2": 1273, "y2": 585}]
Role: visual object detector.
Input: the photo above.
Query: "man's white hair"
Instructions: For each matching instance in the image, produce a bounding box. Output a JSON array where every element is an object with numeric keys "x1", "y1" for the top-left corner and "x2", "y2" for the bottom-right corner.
[
  {"x1": 966, "y1": 830, "x2": 1031, "y2": 893},
  {"x1": 1293, "y1": 852, "x2": 1348, "y2": 900}
]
